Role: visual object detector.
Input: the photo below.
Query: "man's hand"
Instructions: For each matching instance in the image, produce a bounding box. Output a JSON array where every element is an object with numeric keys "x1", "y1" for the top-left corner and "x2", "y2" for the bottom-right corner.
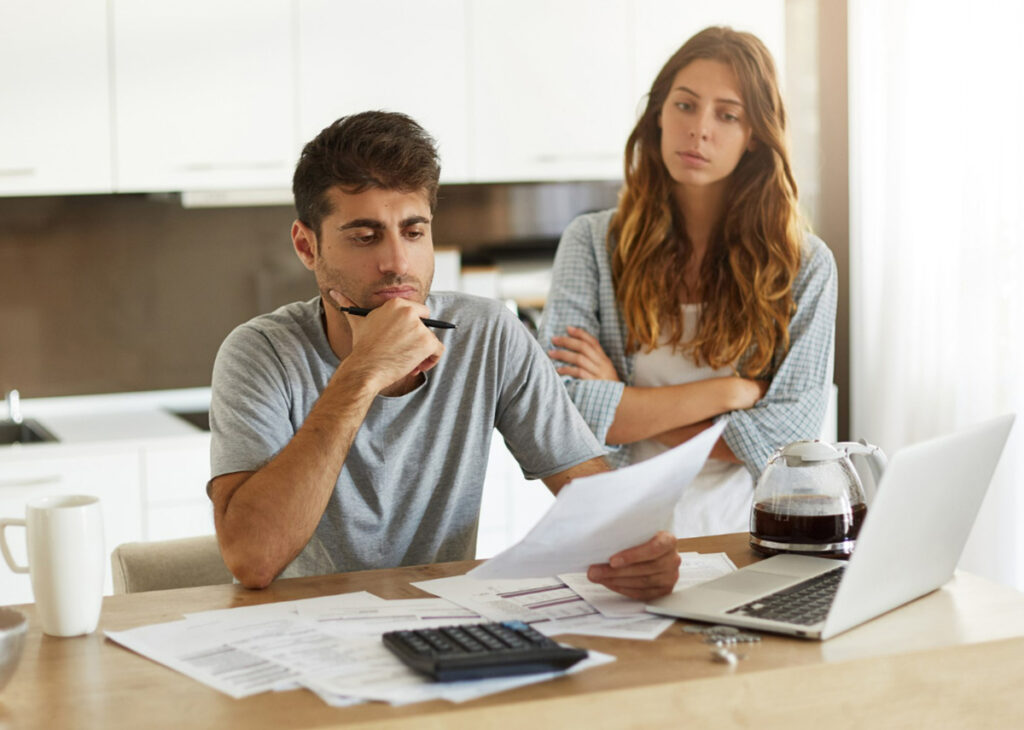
[
  {"x1": 586, "y1": 531, "x2": 681, "y2": 601},
  {"x1": 329, "y1": 289, "x2": 445, "y2": 390}
]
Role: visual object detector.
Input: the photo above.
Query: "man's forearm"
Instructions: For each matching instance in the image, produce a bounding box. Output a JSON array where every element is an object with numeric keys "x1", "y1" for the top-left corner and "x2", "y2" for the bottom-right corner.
[
  {"x1": 213, "y1": 361, "x2": 381, "y2": 588},
  {"x1": 605, "y1": 378, "x2": 755, "y2": 445},
  {"x1": 542, "y1": 456, "x2": 610, "y2": 496}
]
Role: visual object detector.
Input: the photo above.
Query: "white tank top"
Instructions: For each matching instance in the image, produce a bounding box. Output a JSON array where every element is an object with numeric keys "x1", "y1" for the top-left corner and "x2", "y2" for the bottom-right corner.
[{"x1": 631, "y1": 304, "x2": 754, "y2": 537}]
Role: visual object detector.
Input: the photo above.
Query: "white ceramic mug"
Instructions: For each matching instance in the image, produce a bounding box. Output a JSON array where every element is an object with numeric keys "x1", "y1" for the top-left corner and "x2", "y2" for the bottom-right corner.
[{"x1": 0, "y1": 495, "x2": 105, "y2": 637}]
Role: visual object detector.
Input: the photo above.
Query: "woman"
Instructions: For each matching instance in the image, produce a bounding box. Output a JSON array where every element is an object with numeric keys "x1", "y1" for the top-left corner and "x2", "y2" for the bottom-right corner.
[{"x1": 539, "y1": 26, "x2": 837, "y2": 537}]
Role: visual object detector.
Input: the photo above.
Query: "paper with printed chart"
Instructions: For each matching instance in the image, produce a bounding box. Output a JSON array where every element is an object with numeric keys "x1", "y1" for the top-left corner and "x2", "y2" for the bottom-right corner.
[
  {"x1": 412, "y1": 574, "x2": 676, "y2": 641},
  {"x1": 410, "y1": 574, "x2": 599, "y2": 624},
  {"x1": 468, "y1": 420, "x2": 727, "y2": 580}
]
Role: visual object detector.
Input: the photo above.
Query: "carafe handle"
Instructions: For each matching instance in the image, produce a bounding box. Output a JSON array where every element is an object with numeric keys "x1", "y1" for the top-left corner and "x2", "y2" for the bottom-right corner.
[{"x1": 836, "y1": 440, "x2": 888, "y2": 503}]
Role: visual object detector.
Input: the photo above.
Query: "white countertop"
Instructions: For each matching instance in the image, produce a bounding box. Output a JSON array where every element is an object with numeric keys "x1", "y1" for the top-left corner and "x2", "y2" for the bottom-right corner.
[
  {"x1": 41, "y1": 409, "x2": 202, "y2": 443},
  {"x1": 7, "y1": 387, "x2": 211, "y2": 446}
]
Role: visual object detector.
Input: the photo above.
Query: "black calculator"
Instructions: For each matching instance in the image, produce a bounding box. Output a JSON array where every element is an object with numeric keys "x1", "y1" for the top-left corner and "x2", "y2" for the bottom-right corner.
[{"x1": 381, "y1": 620, "x2": 589, "y2": 681}]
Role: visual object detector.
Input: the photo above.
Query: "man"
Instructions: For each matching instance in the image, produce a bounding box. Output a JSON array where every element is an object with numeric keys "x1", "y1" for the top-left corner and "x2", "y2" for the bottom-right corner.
[{"x1": 208, "y1": 111, "x2": 680, "y2": 600}]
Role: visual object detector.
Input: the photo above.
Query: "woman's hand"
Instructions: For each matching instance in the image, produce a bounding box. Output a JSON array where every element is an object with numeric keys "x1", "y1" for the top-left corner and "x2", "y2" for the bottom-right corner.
[
  {"x1": 549, "y1": 326, "x2": 621, "y2": 381},
  {"x1": 732, "y1": 377, "x2": 770, "y2": 410}
]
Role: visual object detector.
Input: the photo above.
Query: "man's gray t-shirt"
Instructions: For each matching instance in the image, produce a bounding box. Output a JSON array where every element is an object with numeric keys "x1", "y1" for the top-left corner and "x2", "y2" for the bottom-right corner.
[{"x1": 210, "y1": 292, "x2": 605, "y2": 578}]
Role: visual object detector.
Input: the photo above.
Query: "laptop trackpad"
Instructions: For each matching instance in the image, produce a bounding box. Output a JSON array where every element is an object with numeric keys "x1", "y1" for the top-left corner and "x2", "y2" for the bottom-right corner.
[{"x1": 703, "y1": 570, "x2": 797, "y2": 596}]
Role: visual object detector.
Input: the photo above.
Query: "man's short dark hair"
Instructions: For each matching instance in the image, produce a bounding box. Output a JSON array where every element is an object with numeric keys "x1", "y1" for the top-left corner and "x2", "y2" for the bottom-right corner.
[{"x1": 292, "y1": 111, "x2": 441, "y2": 235}]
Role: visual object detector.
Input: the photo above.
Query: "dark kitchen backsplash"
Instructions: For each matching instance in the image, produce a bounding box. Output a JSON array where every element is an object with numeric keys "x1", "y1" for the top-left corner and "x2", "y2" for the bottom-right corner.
[{"x1": 0, "y1": 182, "x2": 619, "y2": 398}]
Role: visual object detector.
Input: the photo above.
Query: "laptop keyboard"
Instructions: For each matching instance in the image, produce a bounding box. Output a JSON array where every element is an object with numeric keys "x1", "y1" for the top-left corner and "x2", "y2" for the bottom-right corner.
[{"x1": 726, "y1": 567, "x2": 845, "y2": 625}]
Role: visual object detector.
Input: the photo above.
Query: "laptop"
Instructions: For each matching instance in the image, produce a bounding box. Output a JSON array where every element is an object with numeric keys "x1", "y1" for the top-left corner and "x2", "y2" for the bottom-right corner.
[{"x1": 646, "y1": 414, "x2": 1015, "y2": 640}]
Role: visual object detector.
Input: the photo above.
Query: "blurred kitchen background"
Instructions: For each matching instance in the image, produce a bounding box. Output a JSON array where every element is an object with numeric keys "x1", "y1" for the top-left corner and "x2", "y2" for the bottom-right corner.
[
  {"x1": 0, "y1": 182, "x2": 624, "y2": 395},
  {"x1": 3, "y1": 0, "x2": 1024, "y2": 595},
  {"x1": 1, "y1": 0, "x2": 834, "y2": 402}
]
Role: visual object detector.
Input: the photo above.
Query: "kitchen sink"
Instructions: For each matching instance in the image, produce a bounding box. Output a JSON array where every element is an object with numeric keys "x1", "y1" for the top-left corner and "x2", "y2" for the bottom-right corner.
[
  {"x1": 0, "y1": 419, "x2": 59, "y2": 445},
  {"x1": 167, "y1": 410, "x2": 210, "y2": 432}
]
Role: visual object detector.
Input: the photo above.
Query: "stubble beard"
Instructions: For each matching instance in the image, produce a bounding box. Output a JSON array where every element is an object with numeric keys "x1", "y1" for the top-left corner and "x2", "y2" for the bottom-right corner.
[{"x1": 315, "y1": 261, "x2": 432, "y2": 309}]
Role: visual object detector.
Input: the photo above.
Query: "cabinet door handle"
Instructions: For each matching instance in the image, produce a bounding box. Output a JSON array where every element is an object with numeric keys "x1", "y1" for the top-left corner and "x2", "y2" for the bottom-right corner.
[
  {"x1": 532, "y1": 153, "x2": 618, "y2": 163},
  {"x1": 0, "y1": 167, "x2": 35, "y2": 178},
  {"x1": 175, "y1": 161, "x2": 284, "y2": 172},
  {"x1": 0, "y1": 475, "x2": 62, "y2": 489}
]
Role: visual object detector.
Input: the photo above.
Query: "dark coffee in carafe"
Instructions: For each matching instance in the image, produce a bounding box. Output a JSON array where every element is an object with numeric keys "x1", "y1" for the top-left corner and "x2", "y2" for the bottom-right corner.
[{"x1": 750, "y1": 495, "x2": 867, "y2": 559}]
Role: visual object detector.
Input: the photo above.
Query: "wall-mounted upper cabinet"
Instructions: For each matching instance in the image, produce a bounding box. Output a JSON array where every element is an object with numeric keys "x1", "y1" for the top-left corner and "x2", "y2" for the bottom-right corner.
[
  {"x1": 632, "y1": 0, "x2": 786, "y2": 103},
  {"x1": 112, "y1": 0, "x2": 296, "y2": 192},
  {"x1": 297, "y1": 0, "x2": 471, "y2": 183},
  {"x1": 468, "y1": 0, "x2": 635, "y2": 183},
  {"x1": 0, "y1": 0, "x2": 113, "y2": 196},
  {"x1": 0, "y1": 1, "x2": 788, "y2": 197}
]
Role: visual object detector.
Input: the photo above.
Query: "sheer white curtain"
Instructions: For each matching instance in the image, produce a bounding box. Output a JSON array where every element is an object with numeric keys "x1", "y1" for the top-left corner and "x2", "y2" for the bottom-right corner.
[{"x1": 850, "y1": 1, "x2": 1024, "y2": 589}]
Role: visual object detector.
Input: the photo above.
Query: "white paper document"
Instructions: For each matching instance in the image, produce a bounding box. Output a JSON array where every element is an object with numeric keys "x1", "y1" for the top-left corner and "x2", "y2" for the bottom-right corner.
[
  {"x1": 301, "y1": 639, "x2": 615, "y2": 706},
  {"x1": 468, "y1": 421, "x2": 726, "y2": 580},
  {"x1": 182, "y1": 590, "x2": 385, "y2": 623},
  {"x1": 534, "y1": 613, "x2": 674, "y2": 641},
  {"x1": 106, "y1": 616, "x2": 320, "y2": 699},
  {"x1": 297, "y1": 597, "x2": 481, "y2": 636},
  {"x1": 106, "y1": 591, "x2": 612, "y2": 707}
]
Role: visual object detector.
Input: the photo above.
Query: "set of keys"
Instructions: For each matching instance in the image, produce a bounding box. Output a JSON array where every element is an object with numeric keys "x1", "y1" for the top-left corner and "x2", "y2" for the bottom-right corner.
[{"x1": 682, "y1": 624, "x2": 762, "y2": 666}]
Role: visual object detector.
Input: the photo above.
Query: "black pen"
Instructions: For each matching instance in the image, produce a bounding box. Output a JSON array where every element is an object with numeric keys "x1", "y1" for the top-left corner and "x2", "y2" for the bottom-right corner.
[{"x1": 335, "y1": 305, "x2": 456, "y2": 330}]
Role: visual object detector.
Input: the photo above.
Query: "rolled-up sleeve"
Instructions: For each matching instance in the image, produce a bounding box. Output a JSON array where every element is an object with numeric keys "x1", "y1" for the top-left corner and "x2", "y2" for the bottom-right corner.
[
  {"x1": 538, "y1": 211, "x2": 628, "y2": 450},
  {"x1": 722, "y1": 236, "x2": 838, "y2": 478}
]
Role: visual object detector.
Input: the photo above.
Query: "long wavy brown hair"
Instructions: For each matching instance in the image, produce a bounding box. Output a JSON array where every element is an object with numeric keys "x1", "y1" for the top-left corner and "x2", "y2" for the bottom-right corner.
[{"x1": 610, "y1": 26, "x2": 803, "y2": 377}]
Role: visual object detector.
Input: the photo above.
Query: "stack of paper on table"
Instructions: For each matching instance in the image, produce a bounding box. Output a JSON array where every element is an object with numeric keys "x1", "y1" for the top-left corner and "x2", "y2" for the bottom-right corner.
[
  {"x1": 106, "y1": 427, "x2": 736, "y2": 706},
  {"x1": 106, "y1": 551, "x2": 736, "y2": 706}
]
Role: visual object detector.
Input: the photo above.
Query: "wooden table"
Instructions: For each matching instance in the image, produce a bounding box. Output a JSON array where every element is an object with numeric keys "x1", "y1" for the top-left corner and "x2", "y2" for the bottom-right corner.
[{"x1": 3, "y1": 533, "x2": 1024, "y2": 729}]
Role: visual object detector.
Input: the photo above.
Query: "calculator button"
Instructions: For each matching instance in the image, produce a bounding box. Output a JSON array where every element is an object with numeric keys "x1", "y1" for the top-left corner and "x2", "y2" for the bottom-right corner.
[{"x1": 382, "y1": 621, "x2": 588, "y2": 682}]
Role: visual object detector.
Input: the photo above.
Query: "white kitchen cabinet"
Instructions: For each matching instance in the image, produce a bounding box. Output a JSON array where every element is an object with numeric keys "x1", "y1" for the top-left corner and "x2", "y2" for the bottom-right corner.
[
  {"x1": 0, "y1": 0, "x2": 789, "y2": 197},
  {"x1": 144, "y1": 502, "x2": 215, "y2": 542},
  {"x1": 468, "y1": 0, "x2": 787, "y2": 184},
  {"x1": 631, "y1": 0, "x2": 786, "y2": 103},
  {"x1": 112, "y1": 0, "x2": 296, "y2": 192},
  {"x1": 476, "y1": 432, "x2": 554, "y2": 559},
  {"x1": 0, "y1": 0, "x2": 112, "y2": 195},
  {"x1": 140, "y1": 436, "x2": 213, "y2": 542},
  {"x1": 0, "y1": 446, "x2": 142, "y2": 605},
  {"x1": 296, "y1": 0, "x2": 471, "y2": 183},
  {"x1": 468, "y1": 0, "x2": 635, "y2": 182}
]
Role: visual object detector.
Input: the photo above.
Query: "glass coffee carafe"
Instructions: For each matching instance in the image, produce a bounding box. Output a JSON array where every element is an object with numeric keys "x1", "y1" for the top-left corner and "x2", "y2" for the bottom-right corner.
[{"x1": 749, "y1": 440, "x2": 887, "y2": 559}]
